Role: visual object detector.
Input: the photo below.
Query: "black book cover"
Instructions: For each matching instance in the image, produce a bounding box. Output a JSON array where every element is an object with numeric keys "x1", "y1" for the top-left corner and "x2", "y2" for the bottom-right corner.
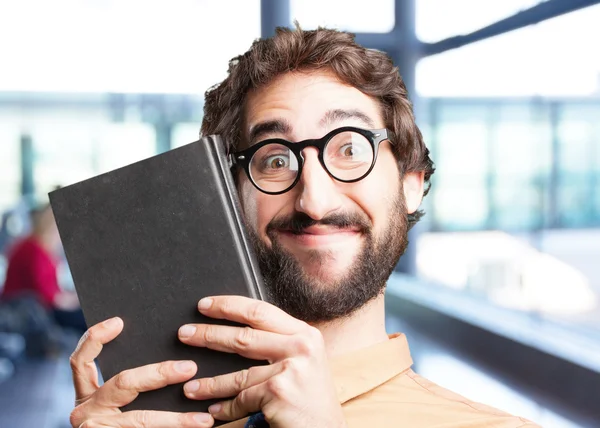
[{"x1": 49, "y1": 136, "x2": 268, "y2": 420}]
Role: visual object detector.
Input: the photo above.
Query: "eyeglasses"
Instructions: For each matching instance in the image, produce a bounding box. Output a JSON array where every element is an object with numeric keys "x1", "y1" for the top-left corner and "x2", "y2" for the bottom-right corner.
[{"x1": 229, "y1": 126, "x2": 393, "y2": 195}]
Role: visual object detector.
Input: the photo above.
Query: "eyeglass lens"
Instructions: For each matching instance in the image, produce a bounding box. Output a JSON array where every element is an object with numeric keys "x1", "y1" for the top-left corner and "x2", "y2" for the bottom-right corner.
[{"x1": 248, "y1": 130, "x2": 374, "y2": 193}]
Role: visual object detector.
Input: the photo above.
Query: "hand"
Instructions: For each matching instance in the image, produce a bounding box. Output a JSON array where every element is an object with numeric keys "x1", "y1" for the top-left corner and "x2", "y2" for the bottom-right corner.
[
  {"x1": 178, "y1": 296, "x2": 347, "y2": 428},
  {"x1": 68, "y1": 317, "x2": 215, "y2": 428}
]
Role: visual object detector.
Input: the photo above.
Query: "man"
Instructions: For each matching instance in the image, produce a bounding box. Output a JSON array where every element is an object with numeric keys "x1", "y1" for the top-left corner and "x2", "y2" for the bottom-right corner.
[{"x1": 68, "y1": 27, "x2": 539, "y2": 427}]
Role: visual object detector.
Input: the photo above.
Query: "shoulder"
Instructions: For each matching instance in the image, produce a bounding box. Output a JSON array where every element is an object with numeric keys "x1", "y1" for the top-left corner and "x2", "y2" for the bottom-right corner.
[
  {"x1": 9, "y1": 238, "x2": 37, "y2": 256},
  {"x1": 342, "y1": 369, "x2": 540, "y2": 428},
  {"x1": 16, "y1": 238, "x2": 48, "y2": 260},
  {"x1": 405, "y1": 370, "x2": 539, "y2": 425}
]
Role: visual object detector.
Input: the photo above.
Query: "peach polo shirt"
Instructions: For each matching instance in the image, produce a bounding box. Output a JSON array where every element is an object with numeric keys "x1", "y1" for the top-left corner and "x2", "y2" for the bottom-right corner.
[{"x1": 222, "y1": 333, "x2": 540, "y2": 427}]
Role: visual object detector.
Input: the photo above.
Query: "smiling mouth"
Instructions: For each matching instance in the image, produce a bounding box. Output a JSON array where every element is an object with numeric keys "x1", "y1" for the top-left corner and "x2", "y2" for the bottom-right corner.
[
  {"x1": 277, "y1": 225, "x2": 362, "y2": 246},
  {"x1": 281, "y1": 224, "x2": 361, "y2": 235}
]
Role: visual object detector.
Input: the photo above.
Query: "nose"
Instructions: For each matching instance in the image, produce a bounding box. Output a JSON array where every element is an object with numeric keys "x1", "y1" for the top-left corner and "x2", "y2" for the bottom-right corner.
[{"x1": 294, "y1": 148, "x2": 342, "y2": 220}]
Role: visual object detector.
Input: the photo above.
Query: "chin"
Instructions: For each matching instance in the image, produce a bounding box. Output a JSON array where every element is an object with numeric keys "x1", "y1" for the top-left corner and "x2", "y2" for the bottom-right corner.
[{"x1": 299, "y1": 255, "x2": 354, "y2": 285}]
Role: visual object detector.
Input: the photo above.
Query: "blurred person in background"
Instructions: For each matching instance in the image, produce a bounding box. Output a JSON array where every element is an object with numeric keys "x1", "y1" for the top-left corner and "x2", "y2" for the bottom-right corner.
[
  {"x1": 0, "y1": 197, "x2": 33, "y2": 257},
  {"x1": 1, "y1": 203, "x2": 86, "y2": 335}
]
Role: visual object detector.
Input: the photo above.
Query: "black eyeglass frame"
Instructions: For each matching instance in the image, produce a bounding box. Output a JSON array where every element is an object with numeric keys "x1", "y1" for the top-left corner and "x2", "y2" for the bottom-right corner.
[{"x1": 229, "y1": 126, "x2": 394, "y2": 195}]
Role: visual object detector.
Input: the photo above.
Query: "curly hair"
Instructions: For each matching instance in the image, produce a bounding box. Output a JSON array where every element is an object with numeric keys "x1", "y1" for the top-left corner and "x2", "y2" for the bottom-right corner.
[{"x1": 201, "y1": 25, "x2": 435, "y2": 228}]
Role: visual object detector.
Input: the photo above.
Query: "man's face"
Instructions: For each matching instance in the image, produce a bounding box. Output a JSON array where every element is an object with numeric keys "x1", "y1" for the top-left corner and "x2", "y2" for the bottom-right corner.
[{"x1": 237, "y1": 70, "x2": 423, "y2": 322}]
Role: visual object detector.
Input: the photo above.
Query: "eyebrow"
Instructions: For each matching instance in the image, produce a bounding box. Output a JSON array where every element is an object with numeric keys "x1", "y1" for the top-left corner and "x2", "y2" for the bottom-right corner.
[
  {"x1": 248, "y1": 119, "x2": 293, "y2": 145},
  {"x1": 319, "y1": 109, "x2": 376, "y2": 129},
  {"x1": 246, "y1": 108, "x2": 376, "y2": 145}
]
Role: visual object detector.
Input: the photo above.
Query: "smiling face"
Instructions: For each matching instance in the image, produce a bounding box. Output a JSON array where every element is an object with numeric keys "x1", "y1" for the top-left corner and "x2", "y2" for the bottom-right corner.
[{"x1": 237, "y1": 70, "x2": 424, "y2": 322}]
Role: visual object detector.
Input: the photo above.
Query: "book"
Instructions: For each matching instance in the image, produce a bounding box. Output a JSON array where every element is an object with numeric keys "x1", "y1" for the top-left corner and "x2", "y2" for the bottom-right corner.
[{"x1": 49, "y1": 136, "x2": 268, "y2": 419}]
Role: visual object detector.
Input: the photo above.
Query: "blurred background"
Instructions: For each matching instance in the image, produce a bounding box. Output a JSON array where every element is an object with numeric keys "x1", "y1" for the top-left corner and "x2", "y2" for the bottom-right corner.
[{"x1": 0, "y1": 1, "x2": 598, "y2": 427}]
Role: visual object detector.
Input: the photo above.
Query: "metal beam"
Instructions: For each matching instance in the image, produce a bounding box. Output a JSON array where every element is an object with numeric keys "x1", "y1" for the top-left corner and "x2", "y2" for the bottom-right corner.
[
  {"x1": 548, "y1": 102, "x2": 560, "y2": 228},
  {"x1": 392, "y1": 0, "x2": 420, "y2": 277},
  {"x1": 20, "y1": 134, "x2": 35, "y2": 200},
  {"x1": 154, "y1": 121, "x2": 172, "y2": 154},
  {"x1": 261, "y1": 0, "x2": 290, "y2": 38},
  {"x1": 423, "y1": 0, "x2": 600, "y2": 56},
  {"x1": 354, "y1": 33, "x2": 404, "y2": 52}
]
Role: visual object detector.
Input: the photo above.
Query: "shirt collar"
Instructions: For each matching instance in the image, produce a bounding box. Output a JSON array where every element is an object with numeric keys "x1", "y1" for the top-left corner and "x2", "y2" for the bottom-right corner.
[
  {"x1": 329, "y1": 333, "x2": 413, "y2": 404},
  {"x1": 222, "y1": 333, "x2": 413, "y2": 427}
]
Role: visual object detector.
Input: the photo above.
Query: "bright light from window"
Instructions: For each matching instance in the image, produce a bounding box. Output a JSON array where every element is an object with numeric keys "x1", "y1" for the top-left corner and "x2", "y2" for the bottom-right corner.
[
  {"x1": 0, "y1": 0, "x2": 260, "y2": 93},
  {"x1": 290, "y1": 0, "x2": 395, "y2": 33},
  {"x1": 416, "y1": 0, "x2": 541, "y2": 43},
  {"x1": 416, "y1": 3, "x2": 600, "y2": 97}
]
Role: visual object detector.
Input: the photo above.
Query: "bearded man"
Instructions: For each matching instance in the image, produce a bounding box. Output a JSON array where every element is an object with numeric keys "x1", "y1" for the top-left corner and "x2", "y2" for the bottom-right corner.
[{"x1": 68, "y1": 26, "x2": 539, "y2": 428}]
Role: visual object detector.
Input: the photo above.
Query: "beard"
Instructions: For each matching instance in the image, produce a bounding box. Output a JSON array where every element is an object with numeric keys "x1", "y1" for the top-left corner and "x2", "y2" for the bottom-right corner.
[{"x1": 246, "y1": 191, "x2": 409, "y2": 323}]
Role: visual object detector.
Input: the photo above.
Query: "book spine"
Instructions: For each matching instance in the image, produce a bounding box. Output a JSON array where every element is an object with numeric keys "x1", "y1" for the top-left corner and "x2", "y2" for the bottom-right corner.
[{"x1": 203, "y1": 135, "x2": 268, "y2": 302}]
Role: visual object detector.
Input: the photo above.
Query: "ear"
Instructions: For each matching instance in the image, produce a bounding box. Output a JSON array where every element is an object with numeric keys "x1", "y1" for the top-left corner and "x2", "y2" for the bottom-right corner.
[{"x1": 402, "y1": 171, "x2": 425, "y2": 214}]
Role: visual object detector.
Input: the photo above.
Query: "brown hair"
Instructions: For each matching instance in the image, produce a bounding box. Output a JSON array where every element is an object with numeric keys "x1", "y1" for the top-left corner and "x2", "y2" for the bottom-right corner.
[{"x1": 201, "y1": 25, "x2": 435, "y2": 227}]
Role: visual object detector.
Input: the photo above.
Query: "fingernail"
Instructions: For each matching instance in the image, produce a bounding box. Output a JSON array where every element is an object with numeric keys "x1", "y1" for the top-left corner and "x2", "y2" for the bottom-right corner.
[
  {"x1": 175, "y1": 361, "x2": 195, "y2": 373},
  {"x1": 179, "y1": 325, "x2": 197, "y2": 338},
  {"x1": 193, "y1": 413, "x2": 211, "y2": 424},
  {"x1": 184, "y1": 380, "x2": 200, "y2": 393},
  {"x1": 103, "y1": 317, "x2": 121, "y2": 328},
  {"x1": 208, "y1": 403, "x2": 222, "y2": 414},
  {"x1": 198, "y1": 298, "x2": 213, "y2": 311}
]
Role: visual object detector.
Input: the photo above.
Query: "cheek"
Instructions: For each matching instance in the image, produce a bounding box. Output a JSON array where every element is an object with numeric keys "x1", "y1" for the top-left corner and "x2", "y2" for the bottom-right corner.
[
  {"x1": 239, "y1": 179, "x2": 259, "y2": 230},
  {"x1": 238, "y1": 178, "x2": 288, "y2": 238},
  {"x1": 350, "y1": 154, "x2": 401, "y2": 231}
]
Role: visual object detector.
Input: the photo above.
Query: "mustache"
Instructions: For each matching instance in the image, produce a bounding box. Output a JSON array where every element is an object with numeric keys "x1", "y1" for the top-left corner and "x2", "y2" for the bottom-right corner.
[{"x1": 267, "y1": 211, "x2": 372, "y2": 235}]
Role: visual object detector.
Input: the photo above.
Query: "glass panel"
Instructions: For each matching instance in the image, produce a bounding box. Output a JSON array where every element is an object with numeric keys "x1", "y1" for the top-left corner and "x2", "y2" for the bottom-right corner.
[
  {"x1": 493, "y1": 105, "x2": 551, "y2": 177},
  {"x1": 0, "y1": 125, "x2": 20, "y2": 213},
  {"x1": 493, "y1": 184, "x2": 543, "y2": 230},
  {"x1": 172, "y1": 123, "x2": 202, "y2": 149},
  {"x1": 435, "y1": 122, "x2": 488, "y2": 177},
  {"x1": 430, "y1": 104, "x2": 489, "y2": 229},
  {"x1": 433, "y1": 182, "x2": 488, "y2": 230},
  {"x1": 94, "y1": 124, "x2": 156, "y2": 174},
  {"x1": 556, "y1": 182, "x2": 592, "y2": 228},
  {"x1": 436, "y1": 106, "x2": 489, "y2": 177},
  {"x1": 556, "y1": 104, "x2": 600, "y2": 227},
  {"x1": 490, "y1": 104, "x2": 551, "y2": 229},
  {"x1": 595, "y1": 116, "x2": 600, "y2": 225},
  {"x1": 33, "y1": 125, "x2": 94, "y2": 199},
  {"x1": 32, "y1": 122, "x2": 155, "y2": 199}
]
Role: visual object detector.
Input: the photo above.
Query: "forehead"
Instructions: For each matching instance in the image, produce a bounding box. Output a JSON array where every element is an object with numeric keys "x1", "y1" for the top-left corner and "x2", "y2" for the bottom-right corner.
[{"x1": 243, "y1": 70, "x2": 384, "y2": 133}]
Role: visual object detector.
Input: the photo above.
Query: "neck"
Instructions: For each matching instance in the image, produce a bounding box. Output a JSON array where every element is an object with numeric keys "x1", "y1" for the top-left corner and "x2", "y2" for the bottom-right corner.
[{"x1": 312, "y1": 294, "x2": 389, "y2": 358}]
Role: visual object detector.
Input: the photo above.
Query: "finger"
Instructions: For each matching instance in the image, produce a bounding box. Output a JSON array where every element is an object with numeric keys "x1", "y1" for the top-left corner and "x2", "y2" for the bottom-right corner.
[
  {"x1": 92, "y1": 360, "x2": 198, "y2": 408},
  {"x1": 71, "y1": 317, "x2": 124, "y2": 402},
  {"x1": 80, "y1": 410, "x2": 214, "y2": 428},
  {"x1": 184, "y1": 363, "x2": 282, "y2": 400},
  {"x1": 179, "y1": 324, "x2": 292, "y2": 360},
  {"x1": 208, "y1": 380, "x2": 276, "y2": 422},
  {"x1": 198, "y1": 296, "x2": 306, "y2": 334}
]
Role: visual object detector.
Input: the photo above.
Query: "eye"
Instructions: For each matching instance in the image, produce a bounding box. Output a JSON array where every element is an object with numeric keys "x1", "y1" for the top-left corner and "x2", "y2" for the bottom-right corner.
[
  {"x1": 339, "y1": 143, "x2": 366, "y2": 158},
  {"x1": 264, "y1": 155, "x2": 289, "y2": 169}
]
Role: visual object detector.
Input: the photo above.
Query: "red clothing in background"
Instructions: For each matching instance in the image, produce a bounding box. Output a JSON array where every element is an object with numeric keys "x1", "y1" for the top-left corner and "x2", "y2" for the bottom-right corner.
[{"x1": 1, "y1": 237, "x2": 60, "y2": 309}]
